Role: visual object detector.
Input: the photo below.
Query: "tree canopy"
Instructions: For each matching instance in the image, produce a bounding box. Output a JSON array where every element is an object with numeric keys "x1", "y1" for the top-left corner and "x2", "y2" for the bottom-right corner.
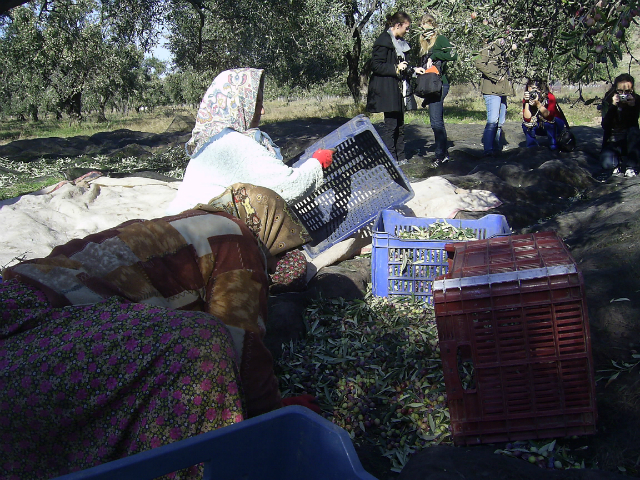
[{"x1": 1, "y1": 0, "x2": 639, "y2": 121}]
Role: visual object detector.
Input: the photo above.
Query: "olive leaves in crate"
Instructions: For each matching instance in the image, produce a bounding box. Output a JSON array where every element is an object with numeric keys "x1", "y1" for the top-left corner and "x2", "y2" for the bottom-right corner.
[{"x1": 396, "y1": 220, "x2": 476, "y2": 241}]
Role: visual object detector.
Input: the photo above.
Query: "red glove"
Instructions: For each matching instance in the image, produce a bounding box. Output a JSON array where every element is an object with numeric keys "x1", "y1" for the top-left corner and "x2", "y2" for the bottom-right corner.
[
  {"x1": 281, "y1": 394, "x2": 322, "y2": 414},
  {"x1": 312, "y1": 149, "x2": 334, "y2": 169}
]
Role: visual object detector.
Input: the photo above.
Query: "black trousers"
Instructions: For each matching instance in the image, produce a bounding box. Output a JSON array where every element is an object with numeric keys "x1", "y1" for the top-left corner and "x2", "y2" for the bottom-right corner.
[{"x1": 381, "y1": 111, "x2": 405, "y2": 162}]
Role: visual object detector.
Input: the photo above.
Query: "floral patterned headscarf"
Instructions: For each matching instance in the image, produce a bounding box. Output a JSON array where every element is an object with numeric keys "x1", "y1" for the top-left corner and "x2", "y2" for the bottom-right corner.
[{"x1": 186, "y1": 68, "x2": 279, "y2": 157}]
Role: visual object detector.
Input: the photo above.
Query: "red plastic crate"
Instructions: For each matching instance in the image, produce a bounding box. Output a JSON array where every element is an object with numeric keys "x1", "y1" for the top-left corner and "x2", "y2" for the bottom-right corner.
[{"x1": 433, "y1": 232, "x2": 597, "y2": 446}]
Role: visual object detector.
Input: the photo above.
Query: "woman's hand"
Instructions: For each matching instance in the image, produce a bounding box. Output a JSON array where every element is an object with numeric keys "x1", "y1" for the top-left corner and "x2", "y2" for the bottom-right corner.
[
  {"x1": 524, "y1": 91, "x2": 537, "y2": 109},
  {"x1": 627, "y1": 95, "x2": 636, "y2": 107},
  {"x1": 414, "y1": 67, "x2": 426, "y2": 75},
  {"x1": 426, "y1": 58, "x2": 433, "y2": 69},
  {"x1": 312, "y1": 149, "x2": 335, "y2": 169},
  {"x1": 397, "y1": 61, "x2": 408, "y2": 72},
  {"x1": 525, "y1": 92, "x2": 539, "y2": 107},
  {"x1": 612, "y1": 93, "x2": 620, "y2": 106}
]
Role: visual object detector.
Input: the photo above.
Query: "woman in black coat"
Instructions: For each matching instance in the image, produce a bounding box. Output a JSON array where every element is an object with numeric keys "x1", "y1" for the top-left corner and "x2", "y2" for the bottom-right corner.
[{"x1": 366, "y1": 11, "x2": 423, "y2": 163}]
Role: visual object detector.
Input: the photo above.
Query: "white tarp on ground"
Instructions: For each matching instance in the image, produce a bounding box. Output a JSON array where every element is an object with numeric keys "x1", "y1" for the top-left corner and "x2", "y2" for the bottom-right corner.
[{"x1": 0, "y1": 175, "x2": 501, "y2": 273}]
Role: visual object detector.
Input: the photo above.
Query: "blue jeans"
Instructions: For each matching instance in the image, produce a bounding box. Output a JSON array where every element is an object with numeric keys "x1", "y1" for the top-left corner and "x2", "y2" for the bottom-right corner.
[
  {"x1": 429, "y1": 83, "x2": 450, "y2": 159},
  {"x1": 600, "y1": 127, "x2": 640, "y2": 169},
  {"x1": 482, "y1": 94, "x2": 507, "y2": 153},
  {"x1": 522, "y1": 117, "x2": 566, "y2": 150}
]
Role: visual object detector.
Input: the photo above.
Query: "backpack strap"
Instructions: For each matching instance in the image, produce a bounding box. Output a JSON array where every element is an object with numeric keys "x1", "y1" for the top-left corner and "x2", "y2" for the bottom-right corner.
[{"x1": 555, "y1": 102, "x2": 571, "y2": 129}]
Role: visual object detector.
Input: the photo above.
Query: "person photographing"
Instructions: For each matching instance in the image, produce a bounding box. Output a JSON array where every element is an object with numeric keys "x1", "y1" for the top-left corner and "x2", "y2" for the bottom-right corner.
[
  {"x1": 522, "y1": 79, "x2": 566, "y2": 150},
  {"x1": 600, "y1": 73, "x2": 640, "y2": 177}
]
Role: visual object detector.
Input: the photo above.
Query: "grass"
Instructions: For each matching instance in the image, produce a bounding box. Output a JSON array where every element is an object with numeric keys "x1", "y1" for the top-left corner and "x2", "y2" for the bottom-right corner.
[
  {"x1": 0, "y1": 106, "x2": 196, "y2": 145},
  {"x1": 0, "y1": 84, "x2": 608, "y2": 145},
  {"x1": 405, "y1": 83, "x2": 607, "y2": 127},
  {"x1": 0, "y1": 147, "x2": 189, "y2": 201},
  {"x1": 261, "y1": 96, "x2": 365, "y2": 124},
  {"x1": 0, "y1": 83, "x2": 611, "y2": 201},
  {"x1": 0, "y1": 177, "x2": 63, "y2": 200}
]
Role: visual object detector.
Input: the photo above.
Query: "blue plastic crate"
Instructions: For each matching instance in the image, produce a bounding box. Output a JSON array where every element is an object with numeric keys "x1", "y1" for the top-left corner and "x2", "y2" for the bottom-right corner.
[
  {"x1": 372, "y1": 210, "x2": 511, "y2": 305},
  {"x1": 52, "y1": 406, "x2": 378, "y2": 480},
  {"x1": 291, "y1": 115, "x2": 414, "y2": 258}
]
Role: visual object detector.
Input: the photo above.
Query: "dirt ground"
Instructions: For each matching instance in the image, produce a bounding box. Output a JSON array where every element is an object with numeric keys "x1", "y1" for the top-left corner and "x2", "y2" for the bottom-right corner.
[{"x1": 1, "y1": 115, "x2": 639, "y2": 478}]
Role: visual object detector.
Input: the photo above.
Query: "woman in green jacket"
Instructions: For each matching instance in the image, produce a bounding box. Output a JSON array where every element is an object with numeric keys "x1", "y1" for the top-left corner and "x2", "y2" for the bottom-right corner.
[
  {"x1": 419, "y1": 14, "x2": 457, "y2": 166},
  {"x1": 473, "y1": 39, "x2": 515, "y2": 156}
]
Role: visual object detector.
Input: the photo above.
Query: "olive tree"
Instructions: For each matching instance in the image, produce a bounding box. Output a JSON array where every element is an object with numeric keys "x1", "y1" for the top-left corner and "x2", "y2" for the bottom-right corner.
[
  {"x1": 1, "y1": 1, "x2": 151, "y2": 120},
  {"x1": 165, "y1": 0, "x2": 347, "y2": 91},
  {"x1": 401, "y1": 0, "x2": 637, "y2": 86},
  {"x1": 0, "y1": 7, "x2": 48, "y2": 120}
]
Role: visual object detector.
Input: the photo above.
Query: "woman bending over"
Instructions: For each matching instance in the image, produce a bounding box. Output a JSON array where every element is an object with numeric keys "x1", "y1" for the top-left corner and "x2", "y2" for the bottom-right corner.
[{"x1": 167, "y1": 68, "x2": 333, "y2": 215}]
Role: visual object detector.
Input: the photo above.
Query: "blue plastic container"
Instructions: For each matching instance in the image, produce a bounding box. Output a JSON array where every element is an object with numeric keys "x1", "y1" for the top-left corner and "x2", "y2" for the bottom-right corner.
[
  {"x1": 291, "y1": 115, "x2": 414, "y2": 258},
  {"x1": 52, "y1": 406, "x2": 378, "y2": 480},
  {"x1": 372, "y1": 210, "x2": 511, "y2": 305}
]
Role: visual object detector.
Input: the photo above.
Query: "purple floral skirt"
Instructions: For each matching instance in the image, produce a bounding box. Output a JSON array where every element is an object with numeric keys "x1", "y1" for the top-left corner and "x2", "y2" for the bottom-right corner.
[{"x1": 0, "y1": 279, "x2": 244, "y2": 479}]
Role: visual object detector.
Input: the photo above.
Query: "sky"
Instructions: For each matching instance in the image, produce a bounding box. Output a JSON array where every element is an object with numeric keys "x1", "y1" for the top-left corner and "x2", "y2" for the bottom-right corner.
[{"x1": 149, "y1": 43, "x2": 172, "y2": 63}]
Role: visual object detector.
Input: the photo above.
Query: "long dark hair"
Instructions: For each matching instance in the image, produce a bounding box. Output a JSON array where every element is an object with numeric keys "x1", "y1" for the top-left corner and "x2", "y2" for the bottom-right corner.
[
  {"x1": 605, "y1": 73, "x2": 635, "y2": 100},
  {"x1": 385, "y1": 11, "x2": 411, "y2": 29},
  {"x1": 524, "y1": 78, "x2": 549, "y2": 95}
]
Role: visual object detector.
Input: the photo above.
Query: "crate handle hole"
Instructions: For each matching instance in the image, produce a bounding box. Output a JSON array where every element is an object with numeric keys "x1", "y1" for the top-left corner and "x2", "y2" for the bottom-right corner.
[{"x1": 457, "y1": 345, "x2": 476, "y2": 391}]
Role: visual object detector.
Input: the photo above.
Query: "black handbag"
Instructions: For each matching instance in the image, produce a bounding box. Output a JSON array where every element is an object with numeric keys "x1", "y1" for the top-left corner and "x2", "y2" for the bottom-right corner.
[
  {"x1": 557, "y1": 128, "x2": 576, "y2": 152},
  {"x1": 414, "y1": 62, "x2": 442, "y2": 105},
  {"x1": 556, "y1": 104, "x2": 577, "y2": 152}
]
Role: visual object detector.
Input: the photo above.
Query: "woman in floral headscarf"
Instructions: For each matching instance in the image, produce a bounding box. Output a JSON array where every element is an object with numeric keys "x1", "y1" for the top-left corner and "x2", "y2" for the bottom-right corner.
[{"x1": 167, "y1": 68, "x2": 333, "y2": 216}]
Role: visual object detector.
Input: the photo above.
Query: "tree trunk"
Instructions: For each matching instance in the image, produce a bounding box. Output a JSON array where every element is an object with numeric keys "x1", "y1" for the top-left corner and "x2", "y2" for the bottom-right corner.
[
  {"x1": 60, "y1": 91, "x2": 83, "y2": 121},
  {"x1": 28, "y1": 104, "x2": 39, "y2": 122},
  {"x1": 344, "y1": 0, "x2": 379, "y2": 105},
  {"x1": 346, "y1": 33, "x2": 362, "y2": 104},
  {"x1": 97, "y1": 96, "x2": 108, "y2": 122},
  {"x1": 68, "y1": 91, "x2": 83, "y2": 120},
  {"x1": 97, "y1": 104, "x2": 107, "y2": 122},
  {"x1": 344, "y1": 4, "x2": 362, "y2": 105}
]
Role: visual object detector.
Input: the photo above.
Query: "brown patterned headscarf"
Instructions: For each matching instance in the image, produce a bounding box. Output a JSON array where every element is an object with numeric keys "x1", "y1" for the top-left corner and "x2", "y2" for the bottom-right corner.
[{"x1": 197, "y1": 183, "x2": 311, "y2": 256}]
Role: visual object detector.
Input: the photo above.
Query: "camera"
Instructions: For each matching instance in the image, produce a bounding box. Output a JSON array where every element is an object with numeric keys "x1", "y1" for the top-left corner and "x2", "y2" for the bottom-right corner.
[
  {"x1": 619, "y1": 93, "x2": 629, "y2": 103},
  {"x1": 529, "y1": 90, "x2": 539, "y2": 101},
  {"x1": 397, "y1": 56, "x2": 415, "y2": 77}
]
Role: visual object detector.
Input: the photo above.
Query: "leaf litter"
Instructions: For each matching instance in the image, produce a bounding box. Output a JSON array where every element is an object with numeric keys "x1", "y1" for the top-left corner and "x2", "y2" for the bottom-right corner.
[{"x1": 274, "y1": 289, "x2": 588, "y2": 472}]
